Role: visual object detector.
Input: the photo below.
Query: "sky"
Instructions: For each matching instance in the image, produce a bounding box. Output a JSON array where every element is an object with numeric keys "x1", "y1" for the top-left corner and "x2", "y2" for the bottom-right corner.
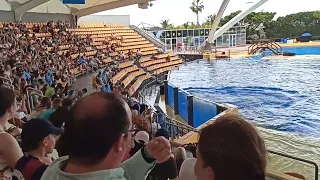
[{"x1": 96, "y1": 0, "x2": 319, "y2": 27}]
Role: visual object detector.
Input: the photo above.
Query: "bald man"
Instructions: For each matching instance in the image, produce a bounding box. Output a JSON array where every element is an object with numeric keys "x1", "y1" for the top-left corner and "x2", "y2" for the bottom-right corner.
[{"x1": 41, "y1": 92, "x2": 171, "y2": 180}]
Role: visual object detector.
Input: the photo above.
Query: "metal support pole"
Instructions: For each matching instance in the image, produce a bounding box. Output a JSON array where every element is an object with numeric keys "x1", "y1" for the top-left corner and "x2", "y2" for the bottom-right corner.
[
  {"x1": 164, "y1": 80, "x2": 168, "y2": 105},
  {"x1": 187, "y1": 95, "x2": 194, "y2": 127},
  {"x1": 173, "y1": 87, "x2": 179, "y2": 115}
]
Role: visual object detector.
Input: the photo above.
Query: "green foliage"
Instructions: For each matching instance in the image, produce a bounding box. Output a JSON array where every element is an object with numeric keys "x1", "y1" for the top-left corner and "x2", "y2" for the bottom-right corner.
[
  {"x1": 314, "y1": 11, "x2": 320, "y2": 19},
  {"x1": 162, "y1": 10, "x2": 320, "y2": 39},
  {"x1": 160, "y1": 19, "x2": 174, "y2": 29},
  {"x1": 190, "y1": 0, "x2": 204, "y2": 25}
]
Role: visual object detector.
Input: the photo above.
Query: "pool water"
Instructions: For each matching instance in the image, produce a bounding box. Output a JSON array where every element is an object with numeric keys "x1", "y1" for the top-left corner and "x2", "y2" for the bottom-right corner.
[
  {"x1": 169, "y1": 55, "x2": 320, "y2": 178},
  {"x1": 169, "y1": 58, "x2": 320, "y2": 136}
]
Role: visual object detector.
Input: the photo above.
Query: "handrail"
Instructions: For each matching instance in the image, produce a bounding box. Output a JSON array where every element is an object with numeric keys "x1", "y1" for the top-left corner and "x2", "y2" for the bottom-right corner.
[
  {"x1": 130, "y1": 25, "x2": 166, "y2": 50},
  {"x1": 268, "y1": 150, "x2": 318, "y2": 180},
  {"x1": 137, "y1": 78, "x2": 197, "y2": 137},
  {"x1": 26, "y1": 87, "x2": 44, "y2": 112}
]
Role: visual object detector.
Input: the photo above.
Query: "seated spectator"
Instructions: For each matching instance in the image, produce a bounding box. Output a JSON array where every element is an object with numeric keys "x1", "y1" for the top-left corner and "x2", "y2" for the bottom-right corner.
[
  {"x1": 0, "y1": 87, "x2": 23, "y2": 179},
  {"x1": 166, "y1": 55, "x2": 171, "y2": 62},
  {"x1": 61, "y1": 98, "x2": 73, "y2": 107},
  {"x1": 49, "y1": 106, "x2": 69, "y2": 128},
  {"x1": 154, "y1": 129, "x2": 170, "y2": 142},
  {"x1": 45, "y1": 84, "x2": 55, "y2": 99},
  {"x1": 12, "y1": 119, "x2": 63, "y2": 180},
  {"x1": 136, "y1": 49, "x2": 142, "y2": 59},
  {"x1": 179, "y1": 158, "x2": 197, "y2": 180},
  {"x1": 39, "y1": 98, "x2": 62, "y2": 121},
  {"x1": 41, "y1": 92, "x2": 171, "y2": 180},
  {"x1": 174, "y1": 147, "x2": 187, "y2": 172},
  {"x1": 29, "y1": 97, "x2": 51, "y2": 120},
  {"x1": 82, "y1": 88, "x2": 87, "y2": 95},
  {"x1": 194, "y1": 115, "x2": 267, "y2": 180}
]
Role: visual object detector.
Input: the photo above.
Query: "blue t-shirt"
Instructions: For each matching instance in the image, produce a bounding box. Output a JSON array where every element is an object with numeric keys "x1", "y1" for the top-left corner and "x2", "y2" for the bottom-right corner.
[
  {"x1": 78, "y1": 57, "x2": 85, "y2": 64},
  {"x1": 24, "y1": 71, "x2": 31, "y2": 80},
  {"x1": 102, "y1": 72, "x2": 108, "y2": 84},
  {"x1": 45, "y1": 72, "x2": 52, "y2": 84}
]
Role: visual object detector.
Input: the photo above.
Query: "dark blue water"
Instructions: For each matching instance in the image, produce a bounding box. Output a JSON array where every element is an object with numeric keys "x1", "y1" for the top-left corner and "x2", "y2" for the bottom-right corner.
[{"x1": 169, "y1": 55, "x2": 320, "y2": 137}]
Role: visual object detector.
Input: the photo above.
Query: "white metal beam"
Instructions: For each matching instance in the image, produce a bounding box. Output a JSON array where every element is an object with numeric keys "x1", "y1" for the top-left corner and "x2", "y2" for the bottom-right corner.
[
  {"x1": 199, "y1": 0, "x2": 230, "y2": 51},
  {"x1": 199, "y1": 0, "x2": 268, "y2": 49},
  {"x1": 210, "y1": 0, "x2": 268, "y2": 43},
  {"x1": 207, "y1": 0, "x2": 230, "y2": 41},
  {"x1": 14, "y1": 0, "x2": 51, "y2": 21},
  {"x1": 74, "y1": 0, "x2": 148, "y2": 18}
]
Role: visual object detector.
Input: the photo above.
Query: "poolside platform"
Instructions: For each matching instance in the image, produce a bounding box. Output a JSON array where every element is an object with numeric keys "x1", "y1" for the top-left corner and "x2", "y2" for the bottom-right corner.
[{"x1": 175, "y1": 42, "x2": 320, "y2": 60}]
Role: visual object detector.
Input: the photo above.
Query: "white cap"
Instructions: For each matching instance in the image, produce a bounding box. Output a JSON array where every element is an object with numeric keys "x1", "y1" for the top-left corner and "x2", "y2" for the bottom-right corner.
[
  {"x1": 179, "y1": 158, "x2": 197, "y2": 180},
  {"x1": 134, "y1": 131, "x2": 149, "y2": 144}
]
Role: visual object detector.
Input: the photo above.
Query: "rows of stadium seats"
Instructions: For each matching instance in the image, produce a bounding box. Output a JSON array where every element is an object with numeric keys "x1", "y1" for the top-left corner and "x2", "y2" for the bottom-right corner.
[{"x1": 72, "y1": 22, "x2": 184, "y2": 96}]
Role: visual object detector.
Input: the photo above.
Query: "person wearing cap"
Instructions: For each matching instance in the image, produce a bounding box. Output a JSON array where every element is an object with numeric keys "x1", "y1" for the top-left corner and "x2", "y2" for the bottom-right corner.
[{"x1": 11, "y1": 118, "x2": 63, "y2": 180}]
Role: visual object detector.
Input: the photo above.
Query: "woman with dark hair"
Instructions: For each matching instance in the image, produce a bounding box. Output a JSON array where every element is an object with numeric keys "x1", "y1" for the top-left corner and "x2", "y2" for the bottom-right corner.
[
  {"x1": 28, "y1": 97, "x2": 51, "y2": 120},
  {"x1": 194, "y1": 115, "x2": 267, "y2": 180},
  {"x1": 49, "y1": 106, "x2": 69, "y2": 128}
]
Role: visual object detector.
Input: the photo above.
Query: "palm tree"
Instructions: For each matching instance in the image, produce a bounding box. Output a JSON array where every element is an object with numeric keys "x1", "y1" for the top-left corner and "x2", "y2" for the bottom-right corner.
[
  {"x1": 182, "y1": 22, "x2": 190, "y2": 29},
  {"x1": 160, "y1": 19, "x2": 170, "y2": 29},
  {"x1": 190, "y1": 0, "x2": 204, "y2": 26}
]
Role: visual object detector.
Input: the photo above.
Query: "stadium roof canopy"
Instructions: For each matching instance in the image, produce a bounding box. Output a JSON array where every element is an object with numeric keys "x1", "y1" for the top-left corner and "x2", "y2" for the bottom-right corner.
[{"x1": 1, "y1": 0, "x2": 149, "y2": 19}]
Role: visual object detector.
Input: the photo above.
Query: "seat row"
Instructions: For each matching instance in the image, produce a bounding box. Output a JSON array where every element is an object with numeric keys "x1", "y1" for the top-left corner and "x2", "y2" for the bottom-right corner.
[
  {"x1": 112, "y1": 65, "x2": 139, "y2": 84},
  {"x1": 139, "y1": 54, "x2": 174, "y2": 63},
  {"x1": 128, "y1": 74, "x2": 152, "y2": 96},
  {"x1": 118, "y1": 61, "x2": 133, "y2": 69},
  {"x1": 122, "y1": 70, "x2": 146, "y2": 88},
  {"x1": 147, "y1": 59, "x2": 184, "y2": 71}
]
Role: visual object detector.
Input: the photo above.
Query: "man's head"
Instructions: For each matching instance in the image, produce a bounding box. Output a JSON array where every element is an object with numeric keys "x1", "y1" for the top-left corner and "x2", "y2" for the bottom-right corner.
[
  {"x1": 52, "y1": 98, "x2": 62, "y2": 109},
  {"x1": 64, "y1": 92, "x2": 133, "y2": 167},
  {"x1": 0, "y1": 86, "x2": 16, "y2": 122},
  {"x1": 21, "y1": 118, "x2": 63, "y2": 154}
]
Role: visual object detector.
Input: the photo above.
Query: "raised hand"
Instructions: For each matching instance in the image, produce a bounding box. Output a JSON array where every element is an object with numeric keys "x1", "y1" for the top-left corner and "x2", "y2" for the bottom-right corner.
[{"x1": 145, "y1": 136, "x2": 171, "y2": 163}]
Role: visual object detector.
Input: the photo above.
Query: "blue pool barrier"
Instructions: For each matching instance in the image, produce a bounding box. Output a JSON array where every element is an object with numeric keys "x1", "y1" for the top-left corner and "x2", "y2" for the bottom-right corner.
[
  {"x1": 168, "y1": 84, "x2": 175, "y2": 109},
  {"x1": 165, "y1": 82, "x2": 218, "y2": 128},
  {"x1": 193, "y1": 97, "x2": 218, "y2": 127},
  {"x1": 178, "y1": 89, "x2": 188, "y2": 122}
]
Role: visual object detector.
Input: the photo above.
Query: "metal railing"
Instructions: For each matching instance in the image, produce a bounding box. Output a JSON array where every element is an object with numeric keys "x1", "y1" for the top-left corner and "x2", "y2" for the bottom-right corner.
[
  {"x1": 268, "y1": 150, "x2": 318, "y2": 180},
  {"x1": 136, "y1": 78, "x2": 197, "y2": 138},
  {"x1": 26, "y1": 87, "x2": 44, "y2": 112}
]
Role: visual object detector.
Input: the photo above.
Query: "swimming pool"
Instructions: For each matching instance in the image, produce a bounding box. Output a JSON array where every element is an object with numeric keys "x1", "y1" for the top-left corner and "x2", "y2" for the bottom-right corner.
[
  {"x1": 169, "y1": 56, "x2": 320, "y2": 136},
  {"x1": 169, "y1": 46, "x2": 320, "y2": 178}
]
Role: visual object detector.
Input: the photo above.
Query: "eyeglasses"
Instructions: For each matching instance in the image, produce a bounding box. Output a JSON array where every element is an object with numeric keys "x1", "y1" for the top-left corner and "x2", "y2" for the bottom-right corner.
[{"x1": 124, "y1": 127, "x2": 140, "y2": 136}]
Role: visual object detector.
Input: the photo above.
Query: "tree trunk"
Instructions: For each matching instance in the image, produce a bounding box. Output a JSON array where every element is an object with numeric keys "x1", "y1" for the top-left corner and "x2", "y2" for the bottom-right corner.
[{"x1": 197, "y1": 13, "x2": 199, "y2": 26}]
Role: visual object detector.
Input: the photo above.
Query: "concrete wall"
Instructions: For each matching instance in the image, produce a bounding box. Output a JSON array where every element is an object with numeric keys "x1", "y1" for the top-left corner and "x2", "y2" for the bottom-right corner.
[
  {"x1": 0, "y1": 10, "x2": 73, "y2": 23},
  {"x1": 78, "y1": 15, "x2": 130, "y2": 26}
]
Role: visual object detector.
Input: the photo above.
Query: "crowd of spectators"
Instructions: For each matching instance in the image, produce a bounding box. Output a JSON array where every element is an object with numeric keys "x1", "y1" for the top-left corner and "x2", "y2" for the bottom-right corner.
[
  {"x1": 0, "y1": 86, "x2": 268, "y2": 180},
  {"x1": 0, "y1": 20, "x2": 268, "y2": 180}
]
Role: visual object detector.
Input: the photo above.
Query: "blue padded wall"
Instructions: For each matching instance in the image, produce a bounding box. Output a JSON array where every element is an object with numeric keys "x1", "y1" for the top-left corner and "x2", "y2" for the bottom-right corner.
[{"x1": 193, "y1": 97, "x2": 217, "y2": 127}]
